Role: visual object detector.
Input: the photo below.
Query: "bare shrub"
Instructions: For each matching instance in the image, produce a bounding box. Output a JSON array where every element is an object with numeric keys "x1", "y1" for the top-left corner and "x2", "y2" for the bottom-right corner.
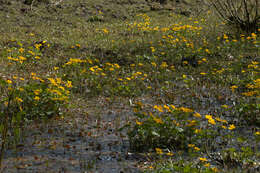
[{"x1": 209, "y1": 0, "x2": 259, "y2": 33}]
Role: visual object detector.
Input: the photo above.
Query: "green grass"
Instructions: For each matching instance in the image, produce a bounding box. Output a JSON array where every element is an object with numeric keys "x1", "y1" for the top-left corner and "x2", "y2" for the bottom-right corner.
[{"x1": 0, "y1": 0, "x2": 259, "y2": 172}]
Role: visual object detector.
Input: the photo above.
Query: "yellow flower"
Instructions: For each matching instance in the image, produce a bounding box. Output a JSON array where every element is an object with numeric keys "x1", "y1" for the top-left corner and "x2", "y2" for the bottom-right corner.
[
  {"x1": 48, "y1": 78, "x2": 57, "y2": 86},
  {"x1": 66, "y1": 81, "x2": 72, "y2": 88},
  {"x1": 34, "y1": 96, "x2": 40, "y2": 101},
  {"x1": 103, "y1": 28, "x2": 109, "y2": 34},
  {"x1": 251, "y1": 33, "x2": 257, "y2": 39},
  {"x1": 200, "y1": 72, "x2": 207, "y2": 75},
  {"x1": 204, "y1": 163, "x2": 210, "y2": 167},
  {"x1": 153, "y1": 116, "x2": 163, "y2": 124},
  {"x1": 160, "y1": 62, "x2": 168, "y2": 68},
  {"x1": 208, "y1": 118, "x2": 216, "y2": 125},
  {"x1": 216, "y1": 118, "x2": 227, "y2": 123},
  {"x1": 19, "y1": 48, "x2": 25, "y2": 53},
  {"x1": 150, "y1": 46, "x2": 156, "y2": 52},
  {"x1": 228, "y1": 124, "x2": 235, "y2": 130},
  {"x1": 56, "y1": 78, "x2": 62, "y2": 84},
  {"x1": 194, "y1": 129, "x2": 201, "y2": 134},
  {"x1": 114, "y1": 63, "x2": 120, "y2": 69},
  {"x1": 205, "y1": 49, "x2": 210, "y2": 54},
  {"x1": 193, "y1": 112, "x2": 201, "y2": 118},
  {"x1": 151, "y1": 62, "x2": 157, "y2": 67},
  {"x1": 19, "y1": 87, "x2": 24, "y2": 92},
  {"x1": 34, "y1": 89, "x2": 41, "y2": 95},
  {"x1": 199, "y1": 157, "x2": 208, "y2": 162},
  {"x1": 221, "y1": 105, "x2": 229, "y2": 109},
  {"x1": 166, "y1": 152, "x2": 174, "y2": 156},
  {"x1": 15, "y1": 97, "x2": 23, "y2": 103},
  {"x1": 222, "y1": 125, "x2": 227, "y2": 129},
  {"x1": 188, "y1": 144, "x2": 195, "y2": 148},
  {"x1": 255, "y1": 131, "x2": 260, "y2": 135},
  {"x1": 58, "y1": 86, "x2": 65, "y2": 91},
  {"x1": 90, "y1": 67, "x2": 95, "y2": 72},
  {"x1": 187, "y1": 120, "x2": 197, "y2": 126},
  {"x1": 170, "y1": 105, "x2": 176, "y2": 110},
  {"x1": 205, "y1": 115, "x2": 212, "y2": 119},
  {"x1": 155, "y1": 148, "x2": 163, "y2": 154},
  {"x1": 242, "y1": 91, "x2": 257, "y2": 97},
  {"x1": 194, "y1": 147, "x2": 200, "y2": 151},
  {"x1": 136, "y1": 120, "x2": 143, "y2": 125},
  {"x1": 19, "y1": 56, "x2": 26, "y2": 61},
  {"x1": 54, "y1": 67, "x2": 59, "y2": 70},
  {"x1": 223, "y1": 34, "x2": 228, "y2": 39},
  {"x1": 178, "y1": 107, "x2": 193, "y2": 112},
  {"x1": 4, "y1": 101, "x2": 8, "y2": 106},
  {"x1": 163, "y1": 105, "x2": 170, "y2": 111},
  {"x1": 230, "y1": 85, "x2": 238, "y2": 92},
  {"x1": 202, "y1": 58, "x2": 207, "y2": 62},
  {"x1": 7, "y1": 80, "x2": 12, "y2": 84},
  {"x1": 154, "y1": 105, "x2": 164, "y2": 112}
]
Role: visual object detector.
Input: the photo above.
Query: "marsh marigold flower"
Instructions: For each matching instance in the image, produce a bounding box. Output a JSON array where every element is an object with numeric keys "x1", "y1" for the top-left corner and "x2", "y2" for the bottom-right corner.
[
  {"x1": 7, "y1": 80, "x2": 12, "y2": 84},
  {"x1": 194, "y1": 147, "x2": 200, "y2": 151},
  {"x1": 155, "y1": 148, "x2": 163, "y2": 154},
  {"x1": 15, "y1": 97, "x2": 23, "y2": 103},
  {"x1": 231, "y1": 85, "x2": 238, "y2": 92},
  {"x1": 204, "y1": 163, "x2": 210, "y2": 167},
  {"x1": 228, "y1": 124, "x2": 235, "y2": 130},
  {"x1": 153, "y1": 116, "x2": 163, "y2": 124},
  {"x1": 163, "y1": 105, "x2": 170, "y2": 111},
  {"x1": 188, "y1": 144, "x2": 195, "y2": 148},
  {"x1": 208, "y1": 118, "x2": 216, "y2": 125},
  {"x1": 221, "y1": 105, "x2": 229, "y2": 109},
  {"x1": 154, "y1": 105, "x2": 163, "y2": 112},
  {"x1": 199, "y1": 157, "x2": 208, "y2": 162},
  {"x1": 166, "y1": 152, "x2": 174, "y2": 156},
  {"x1": 179, "y1": 107, "x2": 193, "y2": 112},
  {"x1": 193, "y1": 112, "x2": 201, "y2": 118},
  {"x1": 66, "y1": 81, "x2": 72, "y2": 88},
  {"x1": 160, "y1": 62, "x2": 168, "y2": 68},
  {"x1": 34, "y1": 96, "x2": 40, "y2": 101},
  {"x1": 194, "y1": 129, "x2": 201, "y2": 134},
  {"x1": 136, "y1": 120, "x2": 143, "y2": 125},
  {"x1": 205, "y1": 114, "x2": 212, "y2": 120}
]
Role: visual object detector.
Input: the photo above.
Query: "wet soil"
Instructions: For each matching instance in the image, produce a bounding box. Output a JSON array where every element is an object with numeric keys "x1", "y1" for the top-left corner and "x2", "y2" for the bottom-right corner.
[{"x1": 1, "y1": 96, "x2": 142, "y2": 173}]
